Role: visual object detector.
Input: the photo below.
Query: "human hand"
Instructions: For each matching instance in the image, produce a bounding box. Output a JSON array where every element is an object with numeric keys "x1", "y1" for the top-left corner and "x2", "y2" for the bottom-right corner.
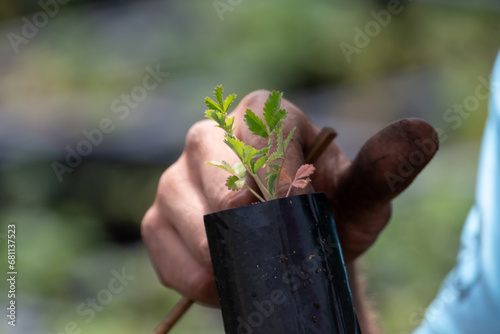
[{"x1": 141, "y1": 90, "x2": 439, "y2": 307}]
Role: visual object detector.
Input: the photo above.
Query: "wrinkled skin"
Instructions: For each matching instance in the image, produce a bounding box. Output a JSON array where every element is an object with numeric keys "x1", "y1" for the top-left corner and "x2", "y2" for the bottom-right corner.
[{"x1": 142, "y1": 90, "x2": 439, "y2": 306}]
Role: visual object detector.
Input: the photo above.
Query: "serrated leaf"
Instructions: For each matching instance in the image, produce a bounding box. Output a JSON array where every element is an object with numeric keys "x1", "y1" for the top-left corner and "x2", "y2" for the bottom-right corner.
[
  {"x1": 205, "y1": 161, "x2": 236, "y2": 175},
  {"x1": 233, "y1": 162, "x2": 246, "y2": 178},
  {"x1": 224, "y1": 116, "x2": 235, "y2": 132},
  {"x1": 224, "y1": 136, "x2": 245, "y2": 160},
  {"x1": 275, "y1": 108, "x2": 287, "y2": 125},
  {"x1": 284, "y1": 127, "x2": 296, "y2": 152},
  {"x1": 295, "y1": 164, "x2": 316, "y2": 179},
  {"x1": 263, "y1": 91, "x2": 283, "y2": 133},
  {"x1": 264, "y1": 171, "x2": 276, "y2": 180},
  {"x1": 280, "y1": 168, "x2": 292, "y2": 184},
  {"x1": 205, "y1": 109, "x2": 226, "y2": 127},
  {"x1": 270, "y1": 164, "x2": 280, "y2": 171},
  {"x1": 252, "y1": 151, "x2": 265, "y2": 159},
  {"x1": 291, "y1": 178, "x2": 311, "y2": 189},
  {"x1": 223, "y1": 94, "x2": 237, "y2": 112},
  {"x1": 266, "y1": 152, "x2": 282, "y2": 165},
  {"x1": 214, "y1": 85, "x2": 224, "y2": 107},
  {"x1": 253, "y1": 156, "x2": 267, "y2": 173},
  {"x1": 264, "y1": 91, "x2": 286, "y2": 133},
  {"x1": 266, "y1": 172, "x2": 278, "y2": 197},
  {"x1": 249, "y1": 159, "x2": 255, "y2": 173},
  {"x1": 244, "y1": 109, "x2": 269, "y2": 138},
  {"x1": 276, "y1": 124, "x2": 284, "y2": 155},
  {"x1": 205, "y1": 97, "x2": 223, "y2": 112},
  {"x1": 242, "y1": 145, "x2": 259, "y2": 164},
  {"x1": 226, "y1": 175, "x2": 246, "y2": 191}
]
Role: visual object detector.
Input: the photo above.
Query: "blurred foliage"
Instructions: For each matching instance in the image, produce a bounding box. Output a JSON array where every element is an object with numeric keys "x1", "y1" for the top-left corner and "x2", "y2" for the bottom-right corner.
[{"x1": 1, "y1": 0, "x2": 499, "y2": 333}]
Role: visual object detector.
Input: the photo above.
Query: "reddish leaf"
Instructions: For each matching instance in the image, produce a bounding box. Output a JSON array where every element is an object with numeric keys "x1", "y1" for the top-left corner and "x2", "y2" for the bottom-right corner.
[
  {"x1": 294, "y1": 164, "x2": 315, "y2": 180},
  {"x1": 292, "y1": 178, "x2": 311, "y2": 189},
  {"x1": 280, "y1": 168, "x2": 292, "y2": 184}
]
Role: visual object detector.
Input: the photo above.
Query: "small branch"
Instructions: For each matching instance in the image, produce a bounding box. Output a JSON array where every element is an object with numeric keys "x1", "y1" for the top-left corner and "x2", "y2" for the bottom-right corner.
[
  {"x1": 242, "y1": 162, "x2": 270, "y2": 201},
  {"x1": 245, "y1": 183, "x2": 266, "y2": 203},
  {"x1": 152, "y1": 297, "x2": 194, "y2": 334}
]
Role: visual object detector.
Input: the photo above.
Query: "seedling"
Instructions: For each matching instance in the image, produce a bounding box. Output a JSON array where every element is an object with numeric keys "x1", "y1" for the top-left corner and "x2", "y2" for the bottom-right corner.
[
  {"x1": 204, "y1": 85, "x2": 315, "y2": 202},
  {"x1": 154, "y1": 88, "x2": 337, "y2": 334}
]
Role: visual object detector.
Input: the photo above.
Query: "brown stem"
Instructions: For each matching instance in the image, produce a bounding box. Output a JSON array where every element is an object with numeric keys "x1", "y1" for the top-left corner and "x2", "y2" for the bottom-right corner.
[{"x1": 152, "y1": 297, "x2": 194, "y2": 334}]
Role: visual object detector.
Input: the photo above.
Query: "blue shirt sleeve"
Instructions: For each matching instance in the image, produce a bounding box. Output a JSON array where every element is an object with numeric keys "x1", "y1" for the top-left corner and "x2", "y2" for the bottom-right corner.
[{"x1": 413, "y1": 51, "x2": 500, "y2": 333}]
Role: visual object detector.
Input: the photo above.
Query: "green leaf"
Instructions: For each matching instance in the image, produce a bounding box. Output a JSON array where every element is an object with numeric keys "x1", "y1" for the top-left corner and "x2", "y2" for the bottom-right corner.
[
  {"x1": 205, "y1": 109, "x2": 225, "y2": 126},
  {"x1": 243, "y1": 145, "x2": 259, "y2": 164},
  {"x1": 224, "y1": 116, "x2": 235, "y2": 133},
  {"x1": 249, "y1": 159, "x2": 255, "y2": 173},
  {"x1": 263, "y1": 92, "x2": 287, "y2": 133},
  {"x1": 233, "y1": 162, "x2": 246, "y2": 178},
  {"x1": 205, "y1": 161, "x2": 236, "y2": 175},
  {"x1": 270, "y1": 164, "x2": 280, "y2": 171},
  {"x1": 223, "y1": 94, "x2": 237, "y2": 112},
  {"x1": 224, "y1": 136, "x2": 245, "y2": 160},
  {"x1": 226, "y1": 175, "x2": 246, "y2": 191},
  {"x1": 253, "y1": 156, "x2": 267, "y2": 174},
  {"x1": 205, "y1": 97, "x2": 223, "y2": 112},
  {"x1": 258, "y1": 146, "x2": 270, "y2": 157},
  {"x1": 275, "y1": 109, "x2": 287, "y2": 125},
  {"x1": 244, "y1": 109, "x2": 269, "y2": 138},
  {"x1": 214, "y1": 85, "x2": 224, "y2": 107},
  {"x1": 276, "y1": 124, "x2": 284, "y2": 155},
  {"x1": 266, "y1": 172, "x2": 278, "y2": 197},
  {"x1": 264, "y1": 171, "x2": 277, "y2": 180},
  {"x1": 252, "y1": 150, "x2": 265, "y2": 159},
  {"x1": 284, "y1": 127, "x2": 296, "y2": 152},
  {"x1": 266, "y1": 152, "x2": 282, "y2": 165}
]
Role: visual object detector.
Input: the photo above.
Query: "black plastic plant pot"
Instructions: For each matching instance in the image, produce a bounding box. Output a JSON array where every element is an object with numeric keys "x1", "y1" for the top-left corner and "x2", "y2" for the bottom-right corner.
[{"x1": 204, "y1": 192, "x2": 361, "y2": 334}]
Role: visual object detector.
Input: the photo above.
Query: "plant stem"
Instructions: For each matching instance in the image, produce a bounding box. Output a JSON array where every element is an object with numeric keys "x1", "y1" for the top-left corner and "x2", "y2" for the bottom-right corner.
[
  {"x1": 244, "y1": 166, "x2": 270, "y2": 202},
  {"x1": 274, "y1": 155, "x2": 286, "y2": 198},
  {"x1": 244, "y1": 183, "x2": 266, "y2": 203}
]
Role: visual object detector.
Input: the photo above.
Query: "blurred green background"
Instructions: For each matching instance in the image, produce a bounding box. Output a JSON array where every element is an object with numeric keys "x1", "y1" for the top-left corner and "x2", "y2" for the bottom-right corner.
[{"x1": 0, "y1": 0, "x2": 499, "y2": 333}]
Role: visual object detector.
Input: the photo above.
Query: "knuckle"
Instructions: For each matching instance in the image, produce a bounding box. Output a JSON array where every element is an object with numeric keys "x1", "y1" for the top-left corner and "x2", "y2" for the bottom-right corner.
[
  {"x1": 156, "y1": 165, "x2": 184, "y2": 204},
  {"x1": 243, "y1": 89, "x2": 272, "y2": 103},
  {"x1": 140, "y1": 207, "x2": 158, "y2": 242},
  {"x1": 158, "y1": 272, "x2": 174, "y2": 289},
  {"x1": 196, "y1": 237, "x2": 212, "y2": 266},
  {"x1": 158, "y1": 168, "x2": 175, "y2": 193},
  {"x1": 185, "y1": 120, "x2": 212, "y2": 153},
  {"x1": 238, "y1": 90, "x2": 272, "y2": 115}
]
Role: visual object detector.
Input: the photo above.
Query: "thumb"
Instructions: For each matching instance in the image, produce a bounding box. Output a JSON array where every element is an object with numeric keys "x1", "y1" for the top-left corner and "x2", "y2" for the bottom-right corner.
[{"x1": 335, "y1": 118, "x2": 439, "y2": 219}]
